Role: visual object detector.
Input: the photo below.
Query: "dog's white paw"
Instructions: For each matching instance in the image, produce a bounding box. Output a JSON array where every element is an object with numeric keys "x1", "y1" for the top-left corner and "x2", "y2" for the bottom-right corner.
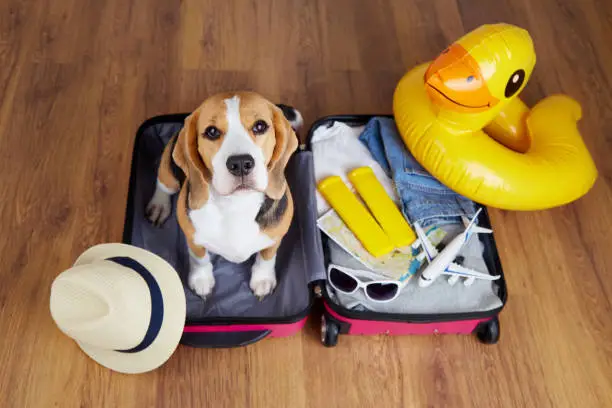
[
  {"x1": 250, "y1": 255, "x2": 277, "y2": 299},
  {"x1": 145, "y1": 189, "x2": 172, "y2": 226},
  {"x1": 188, "y1": 263, "x2": 215, "y2": 299},
  {"x1": 250, "y1": 275, "x2": 277, "y2": 298}
]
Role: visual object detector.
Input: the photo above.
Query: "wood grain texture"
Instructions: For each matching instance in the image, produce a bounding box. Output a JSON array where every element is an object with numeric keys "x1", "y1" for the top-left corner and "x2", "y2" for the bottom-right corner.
[{"x1": 1, "y1": 0, "x2": 611, "y2": 407}]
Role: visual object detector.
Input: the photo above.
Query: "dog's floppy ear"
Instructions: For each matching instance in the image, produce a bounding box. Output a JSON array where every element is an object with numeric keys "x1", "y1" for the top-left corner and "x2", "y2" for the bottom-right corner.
[
  {"x1": 266, "y1": 104, "x2": 299, "y2": 200},
  {"x1": 172, "y1": 111, "x2": 210, "y2": 209}
]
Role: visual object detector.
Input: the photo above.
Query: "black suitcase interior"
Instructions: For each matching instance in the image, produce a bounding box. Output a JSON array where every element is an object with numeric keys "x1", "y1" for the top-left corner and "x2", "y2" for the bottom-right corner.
[{"x1": 123, "y1": 114, "x2": 325, "y2": 347}]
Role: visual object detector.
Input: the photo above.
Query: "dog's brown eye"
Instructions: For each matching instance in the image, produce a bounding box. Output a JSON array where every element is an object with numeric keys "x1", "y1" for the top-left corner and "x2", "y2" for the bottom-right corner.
[
  {"x1": 252, "y1": 120, "x2": 269, "y2": 135},
  {"x1": 203, "y1": 126, "x2": 221, "y2": 140}
]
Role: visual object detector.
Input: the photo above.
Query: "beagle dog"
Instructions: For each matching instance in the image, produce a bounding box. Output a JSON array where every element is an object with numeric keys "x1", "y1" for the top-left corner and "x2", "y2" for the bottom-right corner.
[{"x1": 145, "y1": 92, "x2": 301, "y2": 299}]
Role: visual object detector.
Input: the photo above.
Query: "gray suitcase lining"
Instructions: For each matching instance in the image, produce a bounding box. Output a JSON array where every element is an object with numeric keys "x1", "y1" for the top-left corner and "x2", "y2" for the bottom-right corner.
[{"x1": 125, "y1": 120, "x2": 325, "y2": 321}]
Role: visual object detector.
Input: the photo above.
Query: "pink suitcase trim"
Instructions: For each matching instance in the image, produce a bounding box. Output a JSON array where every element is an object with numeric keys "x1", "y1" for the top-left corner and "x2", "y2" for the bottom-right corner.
[
  {"x1": 324, "y1": 301, "x2": 489, "y2": 335},
  {"x1": 183, "y1": 316, "x2": 308, "y2": 337}
]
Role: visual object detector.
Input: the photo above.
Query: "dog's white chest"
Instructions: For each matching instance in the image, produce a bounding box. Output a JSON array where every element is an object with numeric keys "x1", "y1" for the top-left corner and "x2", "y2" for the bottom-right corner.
[{"x1": 189, "y1": 190, "x2": 274, "y2": 263}]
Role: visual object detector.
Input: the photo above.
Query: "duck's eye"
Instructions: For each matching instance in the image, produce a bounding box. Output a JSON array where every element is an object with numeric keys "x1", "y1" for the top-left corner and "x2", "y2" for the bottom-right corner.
[
  {"x1": 467, "y1": 75, "x2": 475, "y2": 83},
  {"x1": 203, "y1": 126, "x2": 222, "y2": 140},
  {"x1": 252, "y1": 120, "x2": 269, "y2": 135},
  {"x1": 504, "y1": 69, "x2": 525, "y2": 98}
]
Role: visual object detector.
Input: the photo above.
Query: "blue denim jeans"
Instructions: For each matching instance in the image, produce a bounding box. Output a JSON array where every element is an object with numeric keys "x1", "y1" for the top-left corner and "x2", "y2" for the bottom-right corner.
[{"x1": 359, "y1": 117, "x2": 476, "y2": 227}]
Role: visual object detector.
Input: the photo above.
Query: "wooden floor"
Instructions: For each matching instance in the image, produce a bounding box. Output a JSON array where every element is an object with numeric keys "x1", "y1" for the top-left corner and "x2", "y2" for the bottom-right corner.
[{"x1": 1, "y1": 0, "x2": 611, "y2": 406}]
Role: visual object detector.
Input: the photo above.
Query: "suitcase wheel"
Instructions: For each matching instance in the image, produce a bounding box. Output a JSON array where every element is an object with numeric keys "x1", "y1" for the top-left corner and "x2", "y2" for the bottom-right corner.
[
  {"x1": 321, "y1": 314, "x2": 339, "y2": 347},
  {"x1": 476, "y1": 316, "x2": 500, "y2": 344}
]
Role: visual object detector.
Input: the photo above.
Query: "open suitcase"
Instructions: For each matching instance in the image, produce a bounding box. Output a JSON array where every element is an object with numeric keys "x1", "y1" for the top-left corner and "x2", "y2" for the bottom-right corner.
[{"x1": 122, "y1": 114, "x2": 507, "y2": 348}]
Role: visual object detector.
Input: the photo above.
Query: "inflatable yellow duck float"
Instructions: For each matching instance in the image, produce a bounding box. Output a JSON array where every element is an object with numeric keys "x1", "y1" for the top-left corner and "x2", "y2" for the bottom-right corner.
[{"x1": 393, "y1": 24, "x2": 597, "y2": 210}]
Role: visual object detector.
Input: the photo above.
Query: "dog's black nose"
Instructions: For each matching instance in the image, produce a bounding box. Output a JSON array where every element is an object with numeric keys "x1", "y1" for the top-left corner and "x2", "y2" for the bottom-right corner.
[{"x1": 226, "y1": 154, "x2": 255, "y2": 177}]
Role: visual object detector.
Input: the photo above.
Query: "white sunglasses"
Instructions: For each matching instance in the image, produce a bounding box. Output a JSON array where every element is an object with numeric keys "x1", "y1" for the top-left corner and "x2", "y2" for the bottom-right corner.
[{"x1": 327, "y1": 264, "x2": 403, "y2": 303}]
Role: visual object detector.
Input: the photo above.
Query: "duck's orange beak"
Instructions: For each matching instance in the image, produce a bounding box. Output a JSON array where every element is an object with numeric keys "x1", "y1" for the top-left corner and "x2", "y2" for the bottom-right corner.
[{"x1": 424, "y1": 44, "x2": 498, "y2": 112}]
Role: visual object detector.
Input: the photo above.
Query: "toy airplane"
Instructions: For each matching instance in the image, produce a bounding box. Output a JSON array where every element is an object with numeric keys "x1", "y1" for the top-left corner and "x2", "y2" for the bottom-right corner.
[{"x1": 412, "y1": 209, "x2": 501, "y2": 287}]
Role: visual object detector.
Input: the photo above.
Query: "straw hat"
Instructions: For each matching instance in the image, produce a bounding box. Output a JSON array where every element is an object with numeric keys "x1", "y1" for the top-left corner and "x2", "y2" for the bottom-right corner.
[{"x1": 50, "y1": 243, "x2": 186, "y2": 374}]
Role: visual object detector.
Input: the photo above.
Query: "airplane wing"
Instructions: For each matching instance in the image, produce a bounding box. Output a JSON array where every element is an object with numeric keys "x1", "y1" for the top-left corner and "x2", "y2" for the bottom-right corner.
[
  {"x1": 412, "y1": 222, "x2": 438, "y2": 262},
  {"x1": 443, "y1": 262, "x2": 500, "y2": 281},
  {"x1": 463, "y1": 208, "x2": 493, "y2": 241}
]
